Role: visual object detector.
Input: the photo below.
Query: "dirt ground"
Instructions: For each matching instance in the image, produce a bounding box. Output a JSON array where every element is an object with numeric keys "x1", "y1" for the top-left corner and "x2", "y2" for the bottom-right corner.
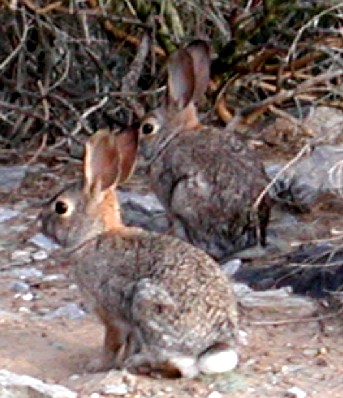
[{"x1": 0, "y1": 159, "x2": 343, "y2": 398}]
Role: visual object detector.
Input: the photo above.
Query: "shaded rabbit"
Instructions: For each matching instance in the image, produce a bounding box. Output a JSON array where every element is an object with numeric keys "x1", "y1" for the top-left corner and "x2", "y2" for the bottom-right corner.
[
  {"x1": 41, "y1": 128, "x2": 239, "y2": 378},
  {"x1": 138, "y1": 40, "x2": 271, "y2": 261}
]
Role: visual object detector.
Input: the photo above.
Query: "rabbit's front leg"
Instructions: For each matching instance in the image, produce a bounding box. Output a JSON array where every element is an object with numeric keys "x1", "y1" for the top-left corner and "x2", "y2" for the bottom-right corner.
[{"x1": 87, "y1": 313, "x2": 137, "y2": 372}]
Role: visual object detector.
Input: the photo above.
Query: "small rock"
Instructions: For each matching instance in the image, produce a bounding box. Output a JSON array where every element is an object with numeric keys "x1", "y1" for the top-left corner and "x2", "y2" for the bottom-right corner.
[
  {"x1": 0, "y1": 165, "x2": 28, "y2": 192},
  {"x1": 42, "y1": 274, "x2": 66, "y2": 283},
  {"x1": 118, "y1": 190, "x2": 165, "y2": 213},
  {"x1": 286, "y1": 386, "x2": 307, "y2": 398},
  {"x1": 21, "y1": 292, "x2": 35, "y2": 301},
  {"x1": 0, "y1": 369, "x2": 77, "y2": 398},
  {"x1": 208, "y1": 392, "x2": 223, "y2": 398},
  {"x1": 11, "y1": 250, "x2": 32, "y2": 264},
  {"x1": 303, "y1": 348, "x2": 319, "y2": 356},
  {"x1": 5, "y1": 266, "x2": 43, "y2": 279},
  {"x1": 44, "y1": 303, "x2": 86, "y2": 320},
  {"x1": 101, "y1": 383, "x2": 129, "y2": 396},
  {"x1": 32, "y1": 250, "x2": 49, "y2": 261},
  {"x1": 90, "y1": 393, "x2": 101, "y2": 398},
  {"x1": 9, "y1": 280, "x2": 30, "y2": 293},
  {"x1": 18, "y1": 306, "x2": 31, "y2": 314},
  {"x1": 0, "y1": 207, "x2": 20, "y2": 223},
  {"x1": 29, "y1": 233, "x2": 61, "y2": 252},
  {"x1": 221, "y1": 258, "x2": 242, "y2": 275}
]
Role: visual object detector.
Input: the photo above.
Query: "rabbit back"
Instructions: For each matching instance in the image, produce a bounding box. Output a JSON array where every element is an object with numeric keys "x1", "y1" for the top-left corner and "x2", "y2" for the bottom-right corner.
[{"x1": 148, "y1": 126, "x2": 271, "y2": 260}]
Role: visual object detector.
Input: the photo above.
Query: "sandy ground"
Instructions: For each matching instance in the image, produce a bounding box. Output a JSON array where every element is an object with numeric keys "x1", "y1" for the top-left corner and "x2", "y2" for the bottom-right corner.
[{"x1": 0, "y1": 162, "x2": 343, "y2": 398}]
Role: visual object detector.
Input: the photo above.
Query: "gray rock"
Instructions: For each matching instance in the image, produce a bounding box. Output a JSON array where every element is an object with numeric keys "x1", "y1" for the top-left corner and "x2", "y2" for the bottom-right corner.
[
  {"x1": 118, "y1": 190, "x2": 165, "y2": 213},
  {"x1": 0, "y1": 369, "x2": 77, "y2": 398},
  {"x1": 0, "y1": 166, "x2": 28, "y2": 192},
  {"x1": 118, "y1": 190, "x2": 169, "y2": 233},
  {"x1": 32, "y1": 250, "x2": 49, "y2": 261},
  {"x1": 10, "y1": 250, "x2": 32, "y2": 264},
  {"x1": 8, "y1": 280, "x2": 30, "y2": 293},
  {"x1": 43, "y1": 303, "x2": 86, "y2": 320},
  {"x1": 0, "y1": 207, "x2": 20, "y2": 223},
  {"x1": 4, "y1": 267, "x2": 43, "y2": 279},
  {"x1": 286, "y1": 386, "x2": 307, "y2": 398},
  {"x1": 221, "y1": 259, "x2": 242, "y2": 275},
  {"x1": 29, "y1": 233, "x2": 61, "y2": 252},
  {"x1": 101, "y1": 383, "x2": 129, "y2": 396},
  {"x1": 267, "y1": 144, "x2": 343, "y2": 210}
]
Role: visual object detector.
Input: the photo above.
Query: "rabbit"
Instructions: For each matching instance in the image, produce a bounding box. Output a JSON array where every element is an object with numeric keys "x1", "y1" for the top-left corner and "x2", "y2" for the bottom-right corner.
[
  {"x1": 138, "y1": 40, "x2": 272, "y2": 261},
  {"x1": 41, "y1": 128, "x2": 239, "y2": 378}
]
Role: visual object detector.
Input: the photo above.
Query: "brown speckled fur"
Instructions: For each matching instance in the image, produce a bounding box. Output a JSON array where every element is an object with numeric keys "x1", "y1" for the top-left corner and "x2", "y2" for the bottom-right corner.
[
  {"x1": 139, "y1": 40, "x2": 271, "y2": 261},
  {"x1": 41, "y1": 129, "x2": 239, "y2": 377}
]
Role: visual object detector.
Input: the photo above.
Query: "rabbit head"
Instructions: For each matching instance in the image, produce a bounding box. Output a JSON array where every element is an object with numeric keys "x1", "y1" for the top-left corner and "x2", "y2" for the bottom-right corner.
[
  {"x1": 139, "y1": 40, "x2": 211, "y2": 161},
  {"x1": 41, "y1": 127, "x2": 138, "y2": 248}
]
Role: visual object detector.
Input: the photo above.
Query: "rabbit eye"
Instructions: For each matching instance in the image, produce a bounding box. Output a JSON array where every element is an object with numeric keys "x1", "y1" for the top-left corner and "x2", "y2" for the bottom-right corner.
[
  {"x1": 142, "y1": 123, "x2": 155, "y2": 135},
  {"x1": 55, "y1": 200, "x2": 69, "y2": 215},
  {"x1": 140, "y1": 118, "x2": 160, "y2": 136}
]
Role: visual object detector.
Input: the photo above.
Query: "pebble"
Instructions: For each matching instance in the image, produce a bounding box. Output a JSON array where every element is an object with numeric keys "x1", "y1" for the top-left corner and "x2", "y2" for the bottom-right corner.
[
  {"x1": 9, "y1": 280, "x2": 30, "y2": 293},
  {"x1": 32, "y1": 250, "x2": 49, "y2": 261},
  {"x1": 221, "y1": 258, "x2": 242, "y2": 275},
  {"x1": 42, "y1": 274, "x2": 66, "y2": 283},
  {"x1": 11, "y1": 250, "x2": 32, "y2": 264},
  {"x1": 90, "y1": 393, "x2": 101, "y2": 398},
  {"x1": 21, "y1": 292, "x2": 35, "y2": 301},
  {"x1": 101, "y1": 383, "x2": 129, "y2": 396},
  {"x1": 5, "y1": 266, "x2": 43, "y2": 279},
  {"x1": 43, "y1": 303, "x2": 86, "y2": 320},
  {"x1": 208, "y1": 392, "x2": 223, "y2": 398},
  {"x1": 0, "y1": 207, "x2": 20, "y2": 223},
  {"x1": 0, "y1": 165, "x2": 28, "y2": 192},
  {"x1": 0, "y1": 369, "x2": 77, "y2": 398},
  {"x1": 29, "y1": 233, "x2": 61, "y2": 252},
  {"x1": 303, "y1": 348, "x2": 319, "y2": 356},
  {"x1": 18, "y1": 306, "x2": 31, "y2": 313},
  {"x1": 286, "y1": 386, "x2": 307, "y2": 398}
]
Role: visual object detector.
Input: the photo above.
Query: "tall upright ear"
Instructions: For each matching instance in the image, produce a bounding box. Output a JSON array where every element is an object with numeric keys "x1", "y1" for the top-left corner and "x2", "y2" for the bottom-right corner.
[
  {"x1": 83, "y1": 129, "x2": 121, "y2": 194},
  {"x1": 167, "y1": 48, "x2": 195, "y2": 111},
  {"x1": 115, "y1": 126, "x2": 139, "y2": 184},
  {"x1": 185, "y1": 40, "x2": 211, "y2": 102}
]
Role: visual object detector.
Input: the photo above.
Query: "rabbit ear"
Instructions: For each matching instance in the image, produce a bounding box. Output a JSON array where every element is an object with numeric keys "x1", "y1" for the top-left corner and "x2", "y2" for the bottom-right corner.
[
  {"x1": 115, "y1": 126, "x2": 139, "y2": 184},
  {"x1": 167, "y1": 49, "x2": 195, "y2": 111},
  {"x1": 185, "y1": 40, "x2": 211, "y2": 102},
  {"x1": 84, "y1": 129, "x2": 121, "y2": 194}
]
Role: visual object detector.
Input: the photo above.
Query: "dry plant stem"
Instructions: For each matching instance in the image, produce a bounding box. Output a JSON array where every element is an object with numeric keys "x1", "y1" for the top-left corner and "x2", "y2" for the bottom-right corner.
[
  {"x1": 121, "y1": 33, "x2": 150, "y2": 119},
  {"x1": 86, "y1": 0, "x2": 166, "y2": 57},
  {"x1": 243, "y1": 70, "x2": 343, "y2": 125},
  {"x1": 268, "y1": 105, "x2": 314, "y2": 137},
  {"x1": 250, "y1": 309, "x2": 341, "y2": 326},
  {"x1": 37, "y1": 80, "x2": 50, "y2": 121},
  {"x1": 25, "y1": 133, "x2": 47, "y2": 166},
  {"x1": 70, "y1": 96, "x2": 109, "y2": 137},
  {"x1": 0, "y1": 9, "x2": 30, "y2": 72},
  {"x1": 21, "y1": 0, "x2": 62, "y2": 14},
  {"x1": 286, "y1": 3, "x2": 343, "y2": 64},
  {"x1": 252, "y1": 143, "x2": 311, "y2": 213}
]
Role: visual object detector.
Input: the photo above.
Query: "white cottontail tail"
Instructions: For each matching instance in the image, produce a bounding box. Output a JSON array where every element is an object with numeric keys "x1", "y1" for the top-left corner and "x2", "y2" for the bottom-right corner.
[
  {"x1": 139, "y1": 40, "x2": 271, "y2": 261},
  {"x1": 41, "y1": 128, "x2": 239, "y2": 378}
]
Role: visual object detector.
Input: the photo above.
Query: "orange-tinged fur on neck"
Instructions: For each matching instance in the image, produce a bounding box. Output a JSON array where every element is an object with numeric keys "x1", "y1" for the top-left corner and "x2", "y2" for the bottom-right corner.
[
  {"x1": 98, "y1": 190, "x2": 142, "y2": 237},
  {"x1": 98, "y1": 190, "x2": 124, "y2": 230}
]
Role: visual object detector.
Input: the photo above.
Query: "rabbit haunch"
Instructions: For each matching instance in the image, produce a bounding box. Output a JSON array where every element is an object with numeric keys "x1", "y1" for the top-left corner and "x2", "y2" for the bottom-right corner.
[
  {"x1": 139, "y1": 40, "x2": 271, "y2": 261},
  {"x1": 41, "y1": 128, "x2": 239, "y2": 378}
]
